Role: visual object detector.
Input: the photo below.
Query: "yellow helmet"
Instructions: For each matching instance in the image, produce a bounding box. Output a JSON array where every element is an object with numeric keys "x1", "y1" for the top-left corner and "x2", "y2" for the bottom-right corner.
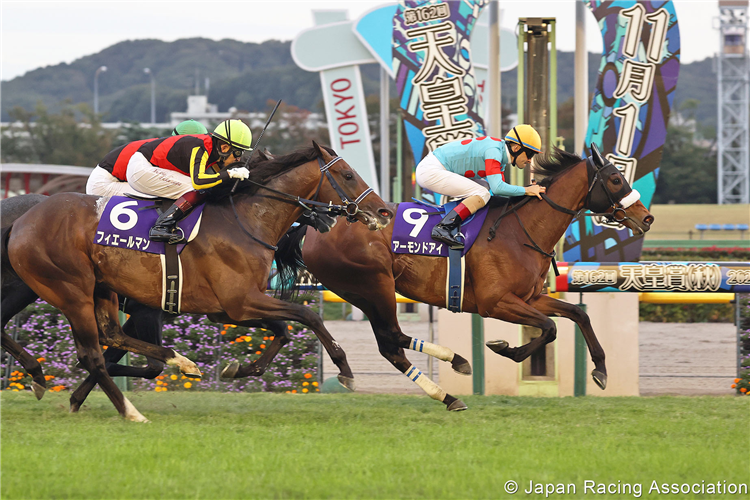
[
  {"x1": 212, "y1": 120, "x2": 253, "y2": 151},
  {"x1": 505, "y1": 124, "x2": 542, "y2": 153}
]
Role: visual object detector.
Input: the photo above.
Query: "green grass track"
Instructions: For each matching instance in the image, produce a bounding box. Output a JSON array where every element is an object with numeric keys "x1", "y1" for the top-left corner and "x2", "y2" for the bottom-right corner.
[{"x1": 1, "y1": 392, "x2": 748, "y2": 499}]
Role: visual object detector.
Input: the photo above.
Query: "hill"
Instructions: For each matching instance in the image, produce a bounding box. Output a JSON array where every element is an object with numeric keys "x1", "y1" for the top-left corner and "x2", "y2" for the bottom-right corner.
[{"x1": 1, "y1": 38, "x2": 719, "y2": 130}]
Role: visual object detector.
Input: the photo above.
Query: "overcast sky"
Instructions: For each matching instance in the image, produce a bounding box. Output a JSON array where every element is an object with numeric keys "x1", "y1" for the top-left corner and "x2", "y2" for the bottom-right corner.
[{"x1": 1, "y1": 0, "x2": 724, "y2": 81}]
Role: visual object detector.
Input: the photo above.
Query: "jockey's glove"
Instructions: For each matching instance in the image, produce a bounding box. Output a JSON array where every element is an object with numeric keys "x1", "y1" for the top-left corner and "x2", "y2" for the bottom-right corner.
[{"x1": 228, "y1": 167, "x2": 250, "y2": 180}]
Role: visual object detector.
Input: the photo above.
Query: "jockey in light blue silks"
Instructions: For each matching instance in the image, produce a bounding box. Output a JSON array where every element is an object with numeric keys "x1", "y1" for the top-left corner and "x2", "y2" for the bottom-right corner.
[{"x1": 415, "y1": 124, "x2": 547, "y2": 249}]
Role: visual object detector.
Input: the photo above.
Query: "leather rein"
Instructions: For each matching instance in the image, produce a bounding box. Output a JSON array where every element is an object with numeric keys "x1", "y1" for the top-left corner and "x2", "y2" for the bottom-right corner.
[
  {"x1": 228, "y1": 155, "x2": 374, "y2": 251},
  {"x1": 487, "y1": 157, "x2": 635, "y2": 265}
]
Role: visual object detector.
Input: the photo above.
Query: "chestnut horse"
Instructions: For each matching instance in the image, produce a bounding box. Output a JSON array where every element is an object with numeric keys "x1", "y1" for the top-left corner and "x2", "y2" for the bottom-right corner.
[
  {"x1": 261, "y1": 146, "x2": 654, "y2": 410},
  {"x1": 2, "y1": 143, "x2": 392, "y2": 421}
]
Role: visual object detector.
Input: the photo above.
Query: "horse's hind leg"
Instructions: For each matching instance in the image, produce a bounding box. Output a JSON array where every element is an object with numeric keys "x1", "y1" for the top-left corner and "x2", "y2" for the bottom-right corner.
[
  {"x1": 338, "y1": 290, "x2": 467, "y2": 411},
  {"x1": 105, "y1": 302, "x2": 165, "y2": 379},
  {"x1": 217, "y1": 319, "x2": 290, "y2": 379},
  {"x1": 1, "y1": 282, "x2": 47, "y2": 399},
  {"x1": 481, "y1": 293, "x2": 558, "y2": 362},
  {"x1": 527, "y1": 294, "x2": 607, "y2": 390}
]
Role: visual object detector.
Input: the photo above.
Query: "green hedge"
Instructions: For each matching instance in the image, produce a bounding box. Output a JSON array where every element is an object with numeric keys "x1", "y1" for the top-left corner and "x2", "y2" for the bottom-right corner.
[{"x1": 638, "y1": 247, "x2": 743, "y2": 323}]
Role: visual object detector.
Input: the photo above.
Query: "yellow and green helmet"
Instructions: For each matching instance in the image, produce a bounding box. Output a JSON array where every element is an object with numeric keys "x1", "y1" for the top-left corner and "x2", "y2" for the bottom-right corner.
[{"x1": 212, "y1": 120, "x2": 253, "y2": 151}]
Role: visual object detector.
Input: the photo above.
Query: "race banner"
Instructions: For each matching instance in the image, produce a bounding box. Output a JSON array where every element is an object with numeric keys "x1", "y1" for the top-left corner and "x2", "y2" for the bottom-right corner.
[
  {"x1": 563, "y1": 1, "x2": 680, "y2": 262},
  {"x1": 392, "y1": 0, "x2": 489, "y2": 169},
  {"x1": 555, "y1": 262, "x2": 750, "y2": 294}
]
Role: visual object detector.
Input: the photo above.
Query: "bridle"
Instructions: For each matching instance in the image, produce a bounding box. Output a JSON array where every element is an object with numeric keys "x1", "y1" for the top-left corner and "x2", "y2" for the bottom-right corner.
[
  {"x1": 228, "y1": 154, "x2": 375, "y2": 250},
  {"x1": 487, "y1": 145, "x2": 642, "y2": 267}
]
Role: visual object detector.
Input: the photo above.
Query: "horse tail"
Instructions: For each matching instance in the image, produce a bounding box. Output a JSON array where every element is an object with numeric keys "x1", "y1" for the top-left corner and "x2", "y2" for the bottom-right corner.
[
  {"x1": 1, "y1": 224, "x2": 20, "y2": 285},
  {"x1": 273, "y1": 224, "x2": 308, "y2": 301}
]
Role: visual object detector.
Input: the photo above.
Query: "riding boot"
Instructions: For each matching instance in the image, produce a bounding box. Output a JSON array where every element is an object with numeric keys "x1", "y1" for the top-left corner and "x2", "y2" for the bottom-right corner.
[
  {"x1": 431, "y1": 209, "x2": 465, "y2": 250},
  {"x1": 149, "y1": 192, "x2": 204, "y2": 244}
]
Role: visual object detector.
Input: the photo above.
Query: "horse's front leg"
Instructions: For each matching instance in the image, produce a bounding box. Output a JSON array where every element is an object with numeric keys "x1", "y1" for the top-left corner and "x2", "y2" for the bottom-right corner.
[
  {"x1": 527, "y1": 294, "x2": 607, "y2": 390},
  {"x1": 478, "y1": 292, "x2": 558, "y2": 362},
  {"x1": 227, "y1": 294, "x2": 355, "y2": 391},
  {"x1": 205, "y1": 316, "x2": 291, "y2": 379}
]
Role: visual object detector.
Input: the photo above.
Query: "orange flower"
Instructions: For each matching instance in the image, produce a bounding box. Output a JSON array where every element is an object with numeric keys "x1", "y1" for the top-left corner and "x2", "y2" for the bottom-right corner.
[
  {"x1": 36, "y1": 357, "x2": 45, "y2": 363},
  {"x1": 316, "y1": 389, "x2": 320, "y2": 392},
  {"x1": 263, "y1": 337, "x2": 268, "y2": 341},
  {"x1": 255, "y1": 351, "x2": 261, "y2": 355},
  {"x1": 732, "y1": 384, "x2": 737, "y2": 388},
  {"x1": 170, "y1": 375, "x2": 178, "y2": 381},
  {"x1": 741, "y1": 388, "x2": 748, "y2": 393},
  {"x1": 303, "y1": 382, "x2": 309, "y2": 387},
  {"x1": 44, "y1": 375, "x2": 55, "y2": 381},
  {"x1": 312, "y1": 381, "x2": 319, "y2": 387},
  {"x1": 220, "y1": 330, "x2": 226, "y2": 335},
  {"x1": 735, "y1": 378, "x2": 741, "y2": 383},
  {"x1": 230, "y1": 341, "x2": 235, "y2": 344},
  {"x1": 291, "y1": 390, "x2": 297, "y2": 393},
  {"x1": 288, "y1": 325, "x2": 293, "y2": 331},
  {"x1": 260, "y1": 344, "x2": 266, "y2": 349},
  {"x1": 302, "y1": 388, "x2": 308, "y2": 393},
  {"x1": 184, "y1": 382, "x2": 192, "y2": 389},
  {"x1": 304, "y1": 373, "x2": 312, "y2": 379},
  {"x1": 269, "y1": 336, "x2": 274, "y2": 341}
]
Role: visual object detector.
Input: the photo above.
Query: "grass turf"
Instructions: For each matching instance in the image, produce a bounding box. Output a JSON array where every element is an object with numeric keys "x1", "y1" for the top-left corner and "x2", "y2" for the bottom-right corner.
[{"x1": 1, "y1": 392, "x2": 747, "y2": 499}]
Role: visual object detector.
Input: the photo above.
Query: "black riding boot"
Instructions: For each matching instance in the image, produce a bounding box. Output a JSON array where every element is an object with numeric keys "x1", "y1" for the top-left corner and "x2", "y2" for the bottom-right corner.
[
  {"x1": 149, "y1": 202, "x2": 190, "y2": 244},
  {"x1": 431, "y1": 209, "x2": 465, "y2": 250}
]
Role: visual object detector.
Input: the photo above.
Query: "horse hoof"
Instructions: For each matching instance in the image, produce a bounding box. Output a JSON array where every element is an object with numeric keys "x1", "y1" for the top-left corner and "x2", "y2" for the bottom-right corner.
[
  {"x1": 337, "y1": 375, "x2": 356, "y2": 392},
  {"x1": 592, "y1": 370, "x2": 607, "y2": 390},
  {"x1": 447, "y1": 399, "x2": 468, "y2": 411},
  {"x1": 451, "y1": 354, "x2": 472, "y2": 375},
  {"x1": 32, "y1": 381, "x2": 46, "y2": 400},
  {"x1": 220, "y1": 362, "x2": 239, "y2": 379},
  {"x1": 485, "y1": 340, "x2": 509, "y2": 354},
  {"x1": 183, "y1": 371, "x2": 202, "y2": 380}
]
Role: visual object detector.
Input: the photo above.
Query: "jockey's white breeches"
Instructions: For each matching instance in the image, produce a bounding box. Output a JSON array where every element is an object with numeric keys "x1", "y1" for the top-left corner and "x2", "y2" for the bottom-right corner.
[
  {"x1": 126, "y1": 152, "x2": 193, "y2": 199},
  {"x1": 86, "y1": 166, "x2": 134, "y2": 197},
  {"x1": 415, "y1": 153, "x2": 491, "y2": 204}
]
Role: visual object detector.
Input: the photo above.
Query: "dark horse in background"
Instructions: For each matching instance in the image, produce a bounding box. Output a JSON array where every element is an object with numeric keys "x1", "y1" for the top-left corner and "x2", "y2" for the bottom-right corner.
[
  {"x1": 1, "y1": 193, "x2": 317, "y2": 400},
  {"x1": 255, "y1": 146, "x2": 653, "y2": 410},
  {"x1": 2, "y1": 143, "x2": 392, "y2": 421}
]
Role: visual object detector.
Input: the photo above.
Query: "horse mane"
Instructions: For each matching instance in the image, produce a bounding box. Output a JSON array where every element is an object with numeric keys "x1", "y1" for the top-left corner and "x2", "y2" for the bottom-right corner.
[
  {"x1": 532, "y1": 147, "x2": 583, "y2": 187},
  {"x1": 207, "y1": 144, "x2": 337, "y2": 202}
]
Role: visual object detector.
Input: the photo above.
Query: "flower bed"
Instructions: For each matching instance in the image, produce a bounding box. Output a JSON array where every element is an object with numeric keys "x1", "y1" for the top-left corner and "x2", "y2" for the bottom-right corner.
[{"x1": 2, "y1": 294, "x2": 321, "y2": 395}]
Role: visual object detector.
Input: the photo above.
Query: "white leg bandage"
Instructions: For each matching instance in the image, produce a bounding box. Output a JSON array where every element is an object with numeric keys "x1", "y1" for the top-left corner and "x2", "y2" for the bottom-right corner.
[
  {"x1": 405, "y1": 365, "x2": 447, "y2": 401},
  {"x1": 409, "y1": 338, "x2": 455, "y2": 362}
]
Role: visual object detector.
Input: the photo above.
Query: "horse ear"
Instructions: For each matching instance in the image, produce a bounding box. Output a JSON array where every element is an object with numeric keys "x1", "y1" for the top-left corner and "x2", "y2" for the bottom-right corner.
[
  {"x1": 312, "y1": 140, "x2": 331, "y2": 161},
  {"x1": 590, "y1": 143, "x2": 605, "y2": 167},
  {"x1": 257, "y1": 150, "x2": 269, "y2": 161}
]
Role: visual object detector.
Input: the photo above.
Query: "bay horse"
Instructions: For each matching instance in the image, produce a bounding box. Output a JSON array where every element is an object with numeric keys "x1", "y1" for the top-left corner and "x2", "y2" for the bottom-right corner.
[
  {"x1": 2, "y1": 142, "x2": 392, "y2": 421},
  {"x1": 1, "y1": 193, "x2": 326, "y2": 402},
  {"x1": 261, "y1": 146, "x2": 654, "y2": 410}
]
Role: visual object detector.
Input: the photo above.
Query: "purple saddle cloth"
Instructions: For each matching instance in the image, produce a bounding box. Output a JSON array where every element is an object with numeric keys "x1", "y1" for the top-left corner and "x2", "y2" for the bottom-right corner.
[
  {"x1": 391, "y1": 201, "x2": 489, "y2": 257},
  {"x1": 94, "y1": 197, "x2": 204, "y2": 255}
]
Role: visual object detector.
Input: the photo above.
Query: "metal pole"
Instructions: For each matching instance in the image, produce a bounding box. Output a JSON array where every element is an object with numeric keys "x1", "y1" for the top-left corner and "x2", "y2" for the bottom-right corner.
[
  {"x1": 575, "y1": 0, "x2": 589, "y2": 154},
  {"x1": 471, "y1": 314, "x2": 484, "y2": 395},
  {"x1": 394, "y1": 115, "x2": 403, "y2": 202},
  {"x1": 574, "y1": 293, "x2": 587, "y2": 396},
  {"x1": 150, "y1": 76, "x2": 156, "y2": 125},
  {"x1": 380, "y1": 67, "x2": 390, "y2": 201},
  {"x1": 488, "y1": 1, "x2": 501, "y2": 136},
  {"x1": 318, "y1": 291, "x2": 324, "y2": 385},
  {"x1": 94, "y1": 66, "x2": 106, "y2": 115}
]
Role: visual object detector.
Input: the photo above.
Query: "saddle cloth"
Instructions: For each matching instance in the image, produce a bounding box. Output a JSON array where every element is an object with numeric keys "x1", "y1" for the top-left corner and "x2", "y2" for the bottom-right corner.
[
  {"x1": 391, "y1": 201, "x2": 489, "y2": 257},
  {"x1": 94, "y1": 196, "x2": 204, "y2": 255}
]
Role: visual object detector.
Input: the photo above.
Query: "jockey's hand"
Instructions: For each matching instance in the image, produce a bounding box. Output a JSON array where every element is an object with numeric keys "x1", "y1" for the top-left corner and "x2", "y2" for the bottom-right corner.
[
  {"x1": 228, "y1": 167, "x2": 250, "y2": 180},
  {"x1": 525, "y1": 183, "x2": 546, "y2": 199}
]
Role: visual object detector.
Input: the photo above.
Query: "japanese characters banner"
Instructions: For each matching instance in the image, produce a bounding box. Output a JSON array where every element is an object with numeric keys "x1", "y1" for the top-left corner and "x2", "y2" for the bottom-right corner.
[
  {"x1": 555, "y1": 262, "x2": 750, "y2": 294},
  {"x1": 563, "y1": 1, "x2": 680, "y2": 263},
  {"x1": 392, "y1": 0, "x2": 489, "y2": 168}
]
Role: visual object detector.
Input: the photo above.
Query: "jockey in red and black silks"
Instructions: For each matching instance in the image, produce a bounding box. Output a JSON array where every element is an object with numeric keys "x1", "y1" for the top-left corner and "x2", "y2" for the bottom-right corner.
[
  {"x1": 415, "y1": 124, "x2": 546, "y2": 250},
  {"x1": 85, "y1": 120, "x2": 209, "y2": 199},
  {"x1": 125, "y1": 119, "x2": 254, "y2": 244}
]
